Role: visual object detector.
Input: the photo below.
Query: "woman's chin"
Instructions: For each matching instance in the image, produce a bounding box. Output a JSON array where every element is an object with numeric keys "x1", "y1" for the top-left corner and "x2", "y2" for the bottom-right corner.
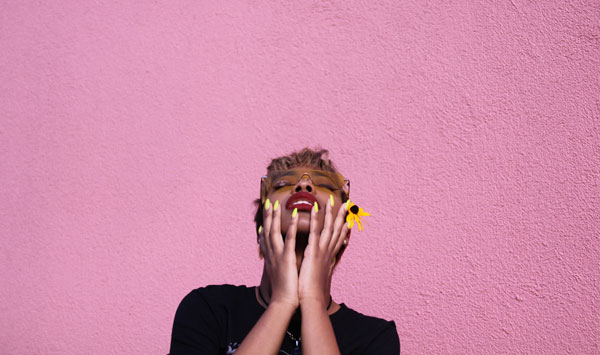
[
  {"x1": 297, "y1": 226, "x2": 311, "y2": 235},
  {"x1": 281, "y1": 214, "x2": 323, "y2": 239}
]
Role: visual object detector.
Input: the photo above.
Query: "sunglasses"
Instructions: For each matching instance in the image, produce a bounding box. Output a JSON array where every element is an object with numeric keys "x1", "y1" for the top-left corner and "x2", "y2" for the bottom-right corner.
[{"x1": 261, "y1": 168, "x2": 350, "y2": 203}]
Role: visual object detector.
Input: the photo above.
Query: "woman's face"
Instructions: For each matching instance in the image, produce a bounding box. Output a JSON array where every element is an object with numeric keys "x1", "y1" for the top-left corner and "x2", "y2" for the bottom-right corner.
[{"x1": 265, "y1": 168, "x2": 346, "y2": 237}]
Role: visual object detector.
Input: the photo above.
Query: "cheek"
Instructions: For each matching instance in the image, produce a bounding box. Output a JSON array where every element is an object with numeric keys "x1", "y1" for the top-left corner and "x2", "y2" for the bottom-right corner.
[
  {"x1": 266, "y1": 195, "x2": 281, "y2": 209},
  {"x1": 331, "y1": 204, "x2": 343, "y2": 219},
  {"x1": 295, "y1": 212, "x2": 324, "y2": 233},
  {"x1": 279, "y1": 210, "x2": 292, "y2": 232}
]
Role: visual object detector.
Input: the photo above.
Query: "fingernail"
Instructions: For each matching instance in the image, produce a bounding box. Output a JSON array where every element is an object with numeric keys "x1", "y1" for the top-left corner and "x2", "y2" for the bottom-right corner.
[
  {"x1": 265, "y1": 199, "x2": 271, "y2": 211},
  {"x1": 346, "y1": 200, "x2": 351, "y2": 211},
  {"x1": 330, "y1": 194, "x2": 334, "y2": 207},
  {"x1": 292, "y1": 208, "x2": 298, "y2": 218},
  {"x1": 314, "y1": 201, "x2": 319, "y2": 213},
  {"x1": 258, "y1": 225, "x2": 263, "y2": 234},
  {"x1": 274, "y1": 200, "x2": 279, "y2": 211}
]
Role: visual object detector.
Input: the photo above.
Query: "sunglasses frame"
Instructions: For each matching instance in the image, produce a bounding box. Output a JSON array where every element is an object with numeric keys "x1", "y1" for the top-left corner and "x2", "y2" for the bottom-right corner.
[{"x1": 260, "y1": 170, "x2": 350, "y2": 204}]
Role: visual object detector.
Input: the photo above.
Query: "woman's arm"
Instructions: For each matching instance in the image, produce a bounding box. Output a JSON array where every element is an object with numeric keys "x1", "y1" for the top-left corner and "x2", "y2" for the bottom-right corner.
[
  {"x1": 298, "y1": 199, "x2": 349, "y2": 355},
  {"x1": 300, "y1": 301, "x2": 340, "y2": 355},
  {"x1": 236, "y1": 200, "x2": 300, "y2": 355}
]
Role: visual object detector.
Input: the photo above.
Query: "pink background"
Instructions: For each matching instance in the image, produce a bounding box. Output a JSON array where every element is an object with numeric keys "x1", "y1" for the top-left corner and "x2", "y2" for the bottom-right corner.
[{"x1": 1, "y1": 1, "x2": 599, "y2": 354}]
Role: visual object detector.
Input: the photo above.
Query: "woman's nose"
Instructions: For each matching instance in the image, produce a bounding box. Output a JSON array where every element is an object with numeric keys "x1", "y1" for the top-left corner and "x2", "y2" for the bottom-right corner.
[{"x1": 294, "y1": 175, "x2": 314, "y2": 193}]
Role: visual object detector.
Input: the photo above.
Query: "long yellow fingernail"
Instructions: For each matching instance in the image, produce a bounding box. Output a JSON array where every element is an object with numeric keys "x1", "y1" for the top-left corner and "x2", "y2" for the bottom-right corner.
[
  {"x1": 292, "y1": 208, "x2": 298, "y2": 218},
  {"x1": 346, "y1": 200, "x2": 351, "y2": 210},
  {"x1": 258, "y1": 225, "x2": 263, "y2": 234},
  {"x1": 273, "y1": 200, "x2": 279, "y2": 211},
  {"x1": 265, "y1": 199, "x2": 271, "y2": 210},
  {"x1": 314, "y1": 201, "x2": 319, "y2": 213},
  {"x1": 330, "y1": 194, "x2": 334, "y2": 207}
]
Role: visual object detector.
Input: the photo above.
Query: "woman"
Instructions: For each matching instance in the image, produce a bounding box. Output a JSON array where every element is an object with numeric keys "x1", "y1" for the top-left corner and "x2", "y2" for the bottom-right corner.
[{"x1": 169, "y1": 148, "x2": 400, "y2": 354}]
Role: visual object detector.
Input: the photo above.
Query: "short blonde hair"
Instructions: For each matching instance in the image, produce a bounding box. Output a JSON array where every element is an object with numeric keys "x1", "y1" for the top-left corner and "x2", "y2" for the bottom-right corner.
[{"x1": 264, "y1": 147, "x2": 338, "y2": 173}]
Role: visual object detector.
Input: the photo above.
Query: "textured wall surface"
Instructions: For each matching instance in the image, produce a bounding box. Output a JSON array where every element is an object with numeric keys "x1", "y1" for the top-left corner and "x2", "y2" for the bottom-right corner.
[{"x1": 1, "y1": 1, "x2": 598, "y2": 354}]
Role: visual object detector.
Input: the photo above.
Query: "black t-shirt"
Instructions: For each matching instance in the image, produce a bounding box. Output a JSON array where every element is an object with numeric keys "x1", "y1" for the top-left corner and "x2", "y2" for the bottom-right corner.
[{"x1": 169, "y1": 284, "x2": 400, "y2": 354}]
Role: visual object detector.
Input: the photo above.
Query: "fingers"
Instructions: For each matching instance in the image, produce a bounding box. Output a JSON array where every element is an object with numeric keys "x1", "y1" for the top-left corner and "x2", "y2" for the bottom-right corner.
[
  {"x1": 258, "y1": 230, "x2": 267, "y2": 259},
  {"x1": 319, "y1": 195, "x2": 335, "y2": 249},
  {"x1": 263, "y1": 199, "x2": 273, "y2": 253},
  {"x1": 271, "y1": 200, "x2": 284, "y2": 253},
  {"x1": 308, "y1": 201, "x2": 319, "y2": 248},
  {"x1": 284, "y1": 208, "x2": 298, "y2": 255},
  {"x1": 328, "y1": 201, "x2": 348, "y2": 251},
  {"x1": 332, "y1": 221, "x2": 349, "y2": 258}
]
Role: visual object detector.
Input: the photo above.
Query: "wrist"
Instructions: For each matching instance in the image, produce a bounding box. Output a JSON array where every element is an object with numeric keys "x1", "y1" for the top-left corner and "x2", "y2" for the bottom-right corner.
[
  {"x1": 299, "y1": 296, "x2": 330, "y2": 311},
  {"x1": 268, "y1": 299, "x2": 299, "y2": 314}
]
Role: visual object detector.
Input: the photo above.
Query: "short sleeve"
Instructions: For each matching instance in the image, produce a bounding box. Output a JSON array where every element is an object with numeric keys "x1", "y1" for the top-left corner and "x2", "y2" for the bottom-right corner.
[
  {"x1": 169, "y1": 289, "x2": 222, "y2": 355},
  {"x1": 363, "y1": 321, "x2": 400, "y2": 354}
]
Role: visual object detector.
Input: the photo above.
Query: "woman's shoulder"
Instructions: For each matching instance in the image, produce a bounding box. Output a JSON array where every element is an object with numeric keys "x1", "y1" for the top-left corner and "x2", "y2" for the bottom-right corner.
[
  {"x1": 181, "y1": 284, "x2": 254, "y2": 305},
  {"x1": 173, "y1": 284, "x2": 257, "y2": 326},
  {"x1": 170, "y1": 285, "x2": 258, "y2": 353},
  {"x1": 189, "y1": 284, "x2": 252, "y2": 296},
  {"x1": 332, "y1": 304, "x2": 400, "y2": 353},
  {"x1": 335, "y1": 303, "x2": 396, "y2": 326}
]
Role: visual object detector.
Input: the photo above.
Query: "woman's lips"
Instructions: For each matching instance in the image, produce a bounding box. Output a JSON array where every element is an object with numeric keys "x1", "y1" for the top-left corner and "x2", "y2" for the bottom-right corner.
[{"x1": 285, "y1": 191, "x2": 318, "y2": 211}]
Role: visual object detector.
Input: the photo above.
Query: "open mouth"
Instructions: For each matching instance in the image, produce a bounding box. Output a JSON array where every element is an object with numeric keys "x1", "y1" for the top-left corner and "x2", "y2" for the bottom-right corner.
[{"x1": 285, "y1": 191, "x2": 318, "y2": 211}]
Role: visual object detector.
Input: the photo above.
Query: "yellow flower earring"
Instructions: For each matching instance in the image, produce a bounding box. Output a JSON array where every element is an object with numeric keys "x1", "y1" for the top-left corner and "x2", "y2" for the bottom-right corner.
[{"x1": 345, "y1": 199, "x2": 370, "y2": 231}]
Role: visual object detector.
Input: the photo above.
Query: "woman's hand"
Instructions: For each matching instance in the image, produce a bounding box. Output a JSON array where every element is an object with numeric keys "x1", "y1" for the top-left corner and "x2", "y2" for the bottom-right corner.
[
  {"x1": 260, "y1": 200, "x2": 300, "y2": 309},
  {"x1": 235, "y1": 201, "x2": 300, "y2": 355},
  {"x1": 298, "y1": 199, "x2": 349, "y2": 308}
]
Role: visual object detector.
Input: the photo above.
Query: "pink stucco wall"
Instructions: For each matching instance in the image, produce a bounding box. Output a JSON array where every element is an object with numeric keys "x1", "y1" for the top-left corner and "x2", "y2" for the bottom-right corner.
[{"x1": 1, "y1": 1, "x2": 598, "y2": 354}]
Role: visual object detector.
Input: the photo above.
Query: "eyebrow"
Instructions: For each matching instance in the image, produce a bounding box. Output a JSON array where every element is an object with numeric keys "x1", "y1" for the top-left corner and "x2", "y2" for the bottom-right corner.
[
  {"x1": 271, "y1": 171, "x2": 297, "y2": 180},
  {"x1": 312, "y1": 171, "x2": 330, "y2": 177}
]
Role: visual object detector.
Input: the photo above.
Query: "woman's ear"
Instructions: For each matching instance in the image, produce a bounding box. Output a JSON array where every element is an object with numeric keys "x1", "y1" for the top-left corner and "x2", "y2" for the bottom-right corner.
[{"x1": 342, "y1": 180, "x2": 350, "y2": 199}]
